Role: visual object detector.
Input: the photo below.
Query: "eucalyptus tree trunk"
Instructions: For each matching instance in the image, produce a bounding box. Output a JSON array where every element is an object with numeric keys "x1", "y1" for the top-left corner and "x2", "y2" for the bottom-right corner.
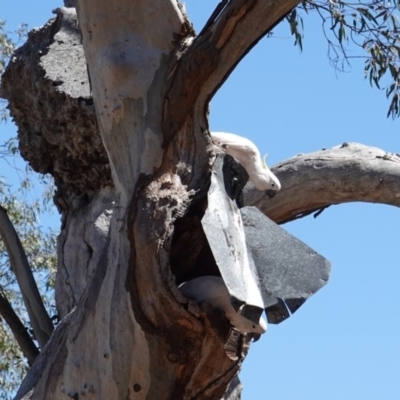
[
  {"x1": 3, "y1": 1, "x2": 400, "y2": 399},
  {"x1": 2, "y1": 1, "x2": 302, "y2": 399}
]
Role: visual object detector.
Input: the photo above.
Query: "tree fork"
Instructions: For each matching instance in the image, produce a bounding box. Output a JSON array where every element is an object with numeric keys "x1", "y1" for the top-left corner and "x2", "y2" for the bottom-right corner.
[{"x1": 8, "y1": 1, "x2": 400, "y2": 399}]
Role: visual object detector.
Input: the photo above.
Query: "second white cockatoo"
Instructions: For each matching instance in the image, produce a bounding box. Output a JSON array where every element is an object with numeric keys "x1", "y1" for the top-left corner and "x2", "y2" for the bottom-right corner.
[
  {"x1": 179, "y1": 276, "x2": 267, "y2": 335},
  {"x1": 210, "y1": 131, "x2": 281, "y2": 192}
]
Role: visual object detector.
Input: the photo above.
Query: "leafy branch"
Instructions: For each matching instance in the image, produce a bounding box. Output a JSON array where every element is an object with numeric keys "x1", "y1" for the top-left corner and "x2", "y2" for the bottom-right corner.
[
  {"x1": 0, "y1": 170, "x2": 56, "y2": 399},
  {"x1": 0, "y1": 21, "x2": 27, "y2": 122},
  {"x1": 286, "y1": 0, "x2": 400, "y2": 118}
]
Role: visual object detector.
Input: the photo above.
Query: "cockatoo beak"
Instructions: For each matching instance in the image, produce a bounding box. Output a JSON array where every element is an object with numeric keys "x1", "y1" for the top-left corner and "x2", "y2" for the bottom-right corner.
[
  {"x1": 265, "y1": 189, "x2": 277, "y2": 198},
  {"x1": 210, "y1": 132, "x2": 281, "y2": 192},
  {"x1": 252, "y1": 333, "x2": 261, "y2": 342}
]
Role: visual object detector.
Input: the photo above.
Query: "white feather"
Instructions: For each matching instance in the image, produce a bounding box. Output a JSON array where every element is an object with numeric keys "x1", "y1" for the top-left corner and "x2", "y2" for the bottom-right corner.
[
  {"x1": 210, "y1": 131, "x2": 281, "y2": 192},
  {"x1": 179, "y1": 276, "x2": 267, "y2": 335}
]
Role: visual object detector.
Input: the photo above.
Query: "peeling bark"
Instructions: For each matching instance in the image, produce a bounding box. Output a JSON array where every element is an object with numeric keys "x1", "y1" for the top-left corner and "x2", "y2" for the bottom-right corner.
[{"x1": 55, "y1": 187, "x2": 115, "y2": 318}]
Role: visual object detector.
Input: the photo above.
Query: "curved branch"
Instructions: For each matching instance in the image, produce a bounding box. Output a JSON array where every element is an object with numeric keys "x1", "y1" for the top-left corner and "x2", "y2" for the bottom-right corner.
[
  {"x1": 165, "y1": 0, "x2": 301, "y2": 135},
  {"x1": 0, "y1": 290, "x2": 39, "y2": 365},
  {"x1": 195, "y1": 0, "x2": 300, "y2": 98},
  {"x1": 0, "y1": 206, "x2": 53, "y2": 349},
  {"x1": 244, "y1": 142, "x2": 400, "y2": 224}
]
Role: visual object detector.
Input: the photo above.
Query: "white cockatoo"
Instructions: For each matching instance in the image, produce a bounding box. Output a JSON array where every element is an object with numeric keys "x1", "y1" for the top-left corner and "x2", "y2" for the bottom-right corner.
[
  {"x1": 179, "y1": 276, "x2": 267, "y2": 335},
  {"x1": 210, "y1": 131, "x2": 281, "y2": 192}
]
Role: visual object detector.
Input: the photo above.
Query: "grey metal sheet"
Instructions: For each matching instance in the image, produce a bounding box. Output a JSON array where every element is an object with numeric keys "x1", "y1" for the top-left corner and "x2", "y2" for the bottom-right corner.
[
  {"x1": 201, "y1": 154, "x2": 331, "y2": 325},
  {"x1": 202, "y1": 155, "x2": 264, "y2": 310},
  {"x1": 241, "y1": 206, "x2": 331, "y2": 323}
]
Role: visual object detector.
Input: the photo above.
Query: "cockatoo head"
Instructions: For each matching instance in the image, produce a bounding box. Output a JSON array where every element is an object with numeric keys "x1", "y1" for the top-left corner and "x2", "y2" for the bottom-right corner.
[
  {"x1": 210, "y1": 131, "x2": 282, "y2": 194},
  {"x1": 179, "y1": 276, "x2": 268, "y2": 336},
  {"x1": 256, "y1": 154, "x2": 281, "y2": 194},
  {"x1": 230, "y1": 305, "x2": 268, "y2": 335}
]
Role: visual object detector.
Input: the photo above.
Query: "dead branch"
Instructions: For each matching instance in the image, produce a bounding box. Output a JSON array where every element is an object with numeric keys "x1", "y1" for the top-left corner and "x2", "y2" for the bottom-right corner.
[
  {"x1": 244, "y1": 142, "x2": 400, "y2": 223},
  {"x1": 0, "y1": 290, "x2": 39, "y2": 365},
  {"x1": 0, "y1": 206, "x2": 53, "y2": 348}
]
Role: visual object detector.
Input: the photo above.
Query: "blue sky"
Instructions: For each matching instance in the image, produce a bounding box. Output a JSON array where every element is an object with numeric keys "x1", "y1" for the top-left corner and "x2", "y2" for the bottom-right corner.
[{"x1": 2, "y1": 1, "x2": 400, "y2": 399}]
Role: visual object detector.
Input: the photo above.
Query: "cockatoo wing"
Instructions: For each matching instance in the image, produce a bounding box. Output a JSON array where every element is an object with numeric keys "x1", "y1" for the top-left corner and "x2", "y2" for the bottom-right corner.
[
  {"x1": 210, "y1": 132, "x2": 281, "y2": 192},
  {"x1": 210, "y1": 132, "x2": 260, "y2": 165},
  {"x1": 179, "y1": 276, "x2": 267, "y2": 335},
  {"x1": 179, "y1": 276, "x2": 232, "y2": 313}
]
